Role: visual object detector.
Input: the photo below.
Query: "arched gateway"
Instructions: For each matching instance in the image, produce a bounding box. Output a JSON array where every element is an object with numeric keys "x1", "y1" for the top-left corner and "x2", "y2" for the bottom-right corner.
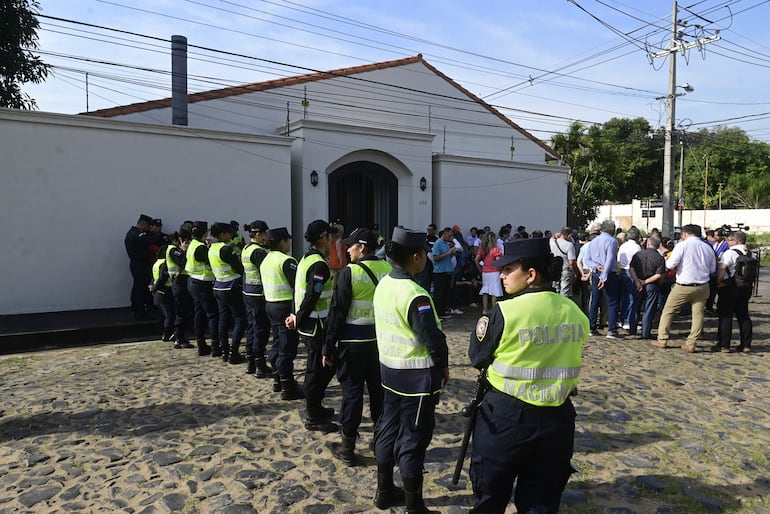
[{"x1": 328, "y1": 161, "x2": 398, "y2": 237}]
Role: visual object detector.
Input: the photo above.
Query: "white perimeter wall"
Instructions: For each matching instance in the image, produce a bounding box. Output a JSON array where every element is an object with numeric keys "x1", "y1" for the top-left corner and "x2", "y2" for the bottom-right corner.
[
  {"x1": 593, "y1": 202, "x2": 770, "y2": 234},
  {"x1": 0, "y1": 109, "x2": 292, "y2": 315},
  {"x1": 432, "y1": 155, "x2": 570, "y2": 235}
]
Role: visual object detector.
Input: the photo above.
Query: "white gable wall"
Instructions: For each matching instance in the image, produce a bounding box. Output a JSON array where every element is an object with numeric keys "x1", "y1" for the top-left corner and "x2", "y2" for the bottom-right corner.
[
  {"x1": 108, "y1": 62, "x2": 550, "y2": 165},
  {"x1": 0, "y1": 109, "x2": 292, "y2": 315}
]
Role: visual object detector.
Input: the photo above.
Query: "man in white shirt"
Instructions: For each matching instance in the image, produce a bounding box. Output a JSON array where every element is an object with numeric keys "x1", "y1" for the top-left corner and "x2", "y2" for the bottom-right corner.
[
  {"x1": 549, "y1": 226, "x2": 580, "y2": 300},
  {"x1": 617, "y1": 226, "x2": 642, "y2": 333},
  {"x1": 652, "y1": 224, "x2": 716, "y2": 352}
]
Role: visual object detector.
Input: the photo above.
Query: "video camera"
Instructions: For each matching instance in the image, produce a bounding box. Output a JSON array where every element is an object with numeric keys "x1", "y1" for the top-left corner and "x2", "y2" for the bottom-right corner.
[{"x1": 718, "y1": 223, "x2": 750, "y2": 237}]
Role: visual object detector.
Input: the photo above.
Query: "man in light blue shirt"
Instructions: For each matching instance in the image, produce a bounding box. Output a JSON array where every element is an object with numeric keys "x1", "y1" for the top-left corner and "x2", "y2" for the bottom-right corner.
[
  {"x1": 583, "y1": 220, "x2": 622, "y2": 339},
  {"x1": 432, "y1": 228, "x2": 456, "y2": 317}
]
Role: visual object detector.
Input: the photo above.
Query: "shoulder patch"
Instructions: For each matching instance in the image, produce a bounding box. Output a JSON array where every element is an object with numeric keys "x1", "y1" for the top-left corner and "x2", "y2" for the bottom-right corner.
[{"x1": 475, "y1": 316, "x2": 490, "y2": 341}]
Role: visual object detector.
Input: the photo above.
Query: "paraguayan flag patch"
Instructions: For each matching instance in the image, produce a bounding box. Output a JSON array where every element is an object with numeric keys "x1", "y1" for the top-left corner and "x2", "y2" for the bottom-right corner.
[{"x1": 417, "y1": 302, "x2": 432, "y2": 315}]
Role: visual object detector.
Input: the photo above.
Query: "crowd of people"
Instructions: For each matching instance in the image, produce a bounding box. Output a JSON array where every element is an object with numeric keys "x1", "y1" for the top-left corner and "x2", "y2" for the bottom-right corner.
[{"x1": 123, "y1": 213, "x2": 756, "y2": 513}]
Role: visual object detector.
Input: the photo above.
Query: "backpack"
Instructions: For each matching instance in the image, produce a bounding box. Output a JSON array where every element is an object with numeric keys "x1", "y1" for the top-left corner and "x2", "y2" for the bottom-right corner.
[{"x1": 731, "y1": 249, "x2": 758, "y2": 290}]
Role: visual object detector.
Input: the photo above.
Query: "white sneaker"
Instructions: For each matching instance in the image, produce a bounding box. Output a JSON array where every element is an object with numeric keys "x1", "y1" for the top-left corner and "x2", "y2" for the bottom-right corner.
[
  {"x1": 451, "y1": 308, "x2": 464, "y2": 315},
  {"x1": 622, "y1": 323, "x2": 631, "y2": 330}
]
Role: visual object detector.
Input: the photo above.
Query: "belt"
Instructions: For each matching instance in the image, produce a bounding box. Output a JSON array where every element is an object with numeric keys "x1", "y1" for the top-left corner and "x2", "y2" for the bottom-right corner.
[{"x1": 676, "y1": 283, "x2": 707, "y2": 287}]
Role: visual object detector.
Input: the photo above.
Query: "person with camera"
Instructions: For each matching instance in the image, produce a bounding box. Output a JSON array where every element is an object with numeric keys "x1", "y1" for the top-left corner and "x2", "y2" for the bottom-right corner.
[
  {"x1": 468, "y1": 238, "x2": 588, "y2": 514},
  {"x1": 713, "y1": 230, "x2": 754, "y2": 353}
]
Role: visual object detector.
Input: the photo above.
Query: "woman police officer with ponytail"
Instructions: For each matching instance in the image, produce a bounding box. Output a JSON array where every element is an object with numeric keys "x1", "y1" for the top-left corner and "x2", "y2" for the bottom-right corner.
[
  {"x1": 372, "y1": 227, "x2": 449, "y2": 514},
  {"x1": 467, "y1": 238, "x2": 588, "y2": 514}
]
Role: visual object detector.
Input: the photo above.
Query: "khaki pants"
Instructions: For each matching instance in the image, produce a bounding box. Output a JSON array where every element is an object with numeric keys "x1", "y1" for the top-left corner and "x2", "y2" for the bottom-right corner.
[{"x1": 657, "y1": 283, "x2": 709, "y2": 346}]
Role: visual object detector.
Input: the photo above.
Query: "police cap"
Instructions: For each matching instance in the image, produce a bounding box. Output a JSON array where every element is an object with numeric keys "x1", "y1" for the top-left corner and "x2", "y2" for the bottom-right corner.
[
  {"x1": 342, "y1": 228, "x2": 377, "y2": 248},
  {"x1": 493, "y1": 238, "x2": 551, "y2": 268},
  {"x1": 192, "y1": 220, "x2": 208, "y2": 233},
  {"x1": 305, "y1": 220, "x2": 339, "y2": 241},
  {"x1": 138, "y1": 214, "x2": 153, "y2": 224},
  {"x1": 247, "y1": 220, "x2": 269, "y2": 233},
  {"x1": 211, "y1": 222, "x2": 234, "y2": 237},
  {"x1": 267, "y1": 227, "x2": 292, "y2": 242},
  {"x1": 391, "y1": 226, "x2": 429, "y2": 250}
]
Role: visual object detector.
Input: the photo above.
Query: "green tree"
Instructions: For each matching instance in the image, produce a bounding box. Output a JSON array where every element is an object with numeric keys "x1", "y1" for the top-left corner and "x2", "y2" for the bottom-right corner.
[
  {"x1": 1, "y1": 0, "x2": 49, "y2": 109},
  {"x1": 599, "y1": 117, "x2": 661, "y2": 202},
  {"x1": 552, "y1": 121, "x2": 623, "y2": 230},
  {"x1": 682, "y1": 127, "x2": 770, "y2": 209}
]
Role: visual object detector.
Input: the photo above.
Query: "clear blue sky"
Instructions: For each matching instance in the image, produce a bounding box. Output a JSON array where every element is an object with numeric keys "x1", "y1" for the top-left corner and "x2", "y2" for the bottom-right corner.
[{"x1": 26, "y1": 0, "x2": 770, "y2": 144}]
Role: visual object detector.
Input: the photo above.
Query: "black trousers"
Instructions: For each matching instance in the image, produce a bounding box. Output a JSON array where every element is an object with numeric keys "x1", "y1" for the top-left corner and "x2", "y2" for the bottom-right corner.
[
  {"x1": 470, "y1": 390, "x2": 575, "y2": 514},
  {"x1": 336, "y1": 341, "x2": 383, "y2": 436},
  {"x1": 187, "y1": 279, "x2": 218, "y2": 343},
  {"x1": 432, "y1": 272, "x2": 452, "y2": 316},
  {"x1": 265, "y1": 301, "x2": 298, "y2": 378},
  {"x1": 301, "y1": 320, "x2": 336, "y2": 420},
  {"x1": 153, "y1": 290, "x2": 175, "y2": 333},
  {"x1": 214, "y1": 282, "x2": 246, "y2": 346},
  {"x1": 717, "y1": 284, "x2": 752, "y2": 349},
  {"x1": 244, "y1": 294, "x2": 270, "y2": 356},
  {"x1": 171, "y1": 275, "x2": 193, "y2": 335},
  {"x1": 129, "y1": 260, "x2": 152, "y2": 315},
  {"x1": 374, "y1": 389, "x2": 435, "y2": 479}
]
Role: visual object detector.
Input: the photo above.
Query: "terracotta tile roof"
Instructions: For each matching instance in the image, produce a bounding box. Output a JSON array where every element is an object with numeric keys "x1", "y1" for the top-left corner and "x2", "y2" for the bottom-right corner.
[{"x1": 84, "y1": 54, "x2": 558, "y2": 158}]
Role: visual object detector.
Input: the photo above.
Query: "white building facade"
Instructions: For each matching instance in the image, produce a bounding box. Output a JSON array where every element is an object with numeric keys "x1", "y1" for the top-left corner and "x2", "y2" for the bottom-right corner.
[{"x1": 2, "y1": 55, "x2": 568, "y2": 315}]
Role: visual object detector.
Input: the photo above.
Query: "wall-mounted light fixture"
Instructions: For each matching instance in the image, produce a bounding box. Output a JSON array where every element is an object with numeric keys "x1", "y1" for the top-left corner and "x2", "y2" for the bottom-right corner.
[
  {"x1": 310, "y1": 170, "x2": 319, "y2": 187},
  {"x1": 419, "y1": 177, "x2": 427, "y2": 191}
]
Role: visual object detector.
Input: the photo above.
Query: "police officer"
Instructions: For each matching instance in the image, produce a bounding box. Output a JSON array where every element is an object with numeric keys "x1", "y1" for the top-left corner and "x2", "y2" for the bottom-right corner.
[
  {"x1": 167, "y1": 227, "x2": 194, "y2": 349},
  {"x1": 229, "y1": 220, "x2": 246, "y2": 256},
  {"x1": 323, "y1": 228, "x2": 391, "y2": 466},
  {"x1": 260, "y1": 227, "x2": 303, "y2": 400},
  {"x1": 185, "y1": 221, "x2": 218, "y2": 356},
  {"x1": 125, "y1": 214, "x2": 154, "y2": 320},
  {"x1": 241, "y1": 220, "x2": 273, "y2": 377},
  {"x1": 468, "y1": 238, "x2": 588, "y2": 514},
  {"x1": 209, "y1": 222, "x2": 247, "y2": 364},
  {"x1": 372, "y1": 227, "x2": 448, "y2": 514},
  {"x1": 287, "y1": 219, "x2": 339, "y2": 433},
  {"x1": 150, "y1": 243, "x2": 176, "y2": 343}
]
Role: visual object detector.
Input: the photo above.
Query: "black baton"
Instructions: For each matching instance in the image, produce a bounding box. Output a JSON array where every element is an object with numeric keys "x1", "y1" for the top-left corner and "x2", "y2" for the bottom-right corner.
[{"x1": 452, "y1": 369, "x2": 487, "y2": 485}]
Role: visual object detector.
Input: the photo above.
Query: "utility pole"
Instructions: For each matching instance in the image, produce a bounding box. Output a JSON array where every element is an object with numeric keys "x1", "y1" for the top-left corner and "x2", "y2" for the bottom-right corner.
[
  {"x1": 678, "y1": 139, "x2": 684, "y2": 229},
  {"x1": 661, "y1": 1, "x2": 678, "y2": 239},
  {"x1": 650, "y1": 1, "x2": 719, "y2": 237}
]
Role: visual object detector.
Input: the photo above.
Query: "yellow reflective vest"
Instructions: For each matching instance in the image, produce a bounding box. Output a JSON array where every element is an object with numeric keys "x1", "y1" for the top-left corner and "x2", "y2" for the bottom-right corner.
[
  {"x1": 373, "y1": 275, "x2": 440, "y2": 371},
  {"x1": 165, "y1": 244, "x2": 184, "y2": 278},
  {"x1": 294, "y1": 253, "x2": 333, "y2": 322},
  {"x1": 152, "y1": 259, "x2": 171, "y2": 288},
  {"x1": 242, "y1": 243, "x2": 267, "y2": 296},
  {"x1": 208, "y1": 241, "x2": 241, "y2": 282},
  {"x1": 486, "y1": 291, "x2": 587, "y2": 407},
  {"x1": 261, "y1": 250, "x2": 296, "y2": 302},
  {"x1": 341, "y1": 260, "x2": 392, "y2": 343},
  {"x1": 185, "y1": 239, "x2": 214, "y2": 281}
]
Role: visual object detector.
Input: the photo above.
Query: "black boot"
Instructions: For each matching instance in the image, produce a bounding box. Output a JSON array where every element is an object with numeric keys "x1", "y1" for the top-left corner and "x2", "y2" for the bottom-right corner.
[
  {"x1": 280, "y1": 377, "x2": 305, "y2": 401},
  {"x1": 254, "y1": 356, "x2": 273, "y2": 379},
  {"x1": 161, "y1": 328, "x2": 174, "y2": 342},
  {"x1": 221, "y1": 342, "x2": 231, "y2": 362},
  {"x1": 373, "y1": 464, "x2": 405, "y2": 509},
  {"x1": 211, "y1": 342, "x2": 222, "y2": 358},
  {"x1": 174, "y1": 338, "x2": 194, "y2": 349},
  {"x1": 197, "y1": 340, "x2": 212, "y2": 356},
  {"x1": 331, "y1": 432, "x2": 357, "y2": 466},
  {"x1": 403, "y1": 476, "x2": 438, "y2": 514},
  {"x1": 228, "y1": 342, "x2": 245, "y2": 364},
  {"x1": 246, "y1": 354, "x2": 257, "y2": 374},
  {"x1": 272, "y1": 371, "x2": 282, "y2": 392}
]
